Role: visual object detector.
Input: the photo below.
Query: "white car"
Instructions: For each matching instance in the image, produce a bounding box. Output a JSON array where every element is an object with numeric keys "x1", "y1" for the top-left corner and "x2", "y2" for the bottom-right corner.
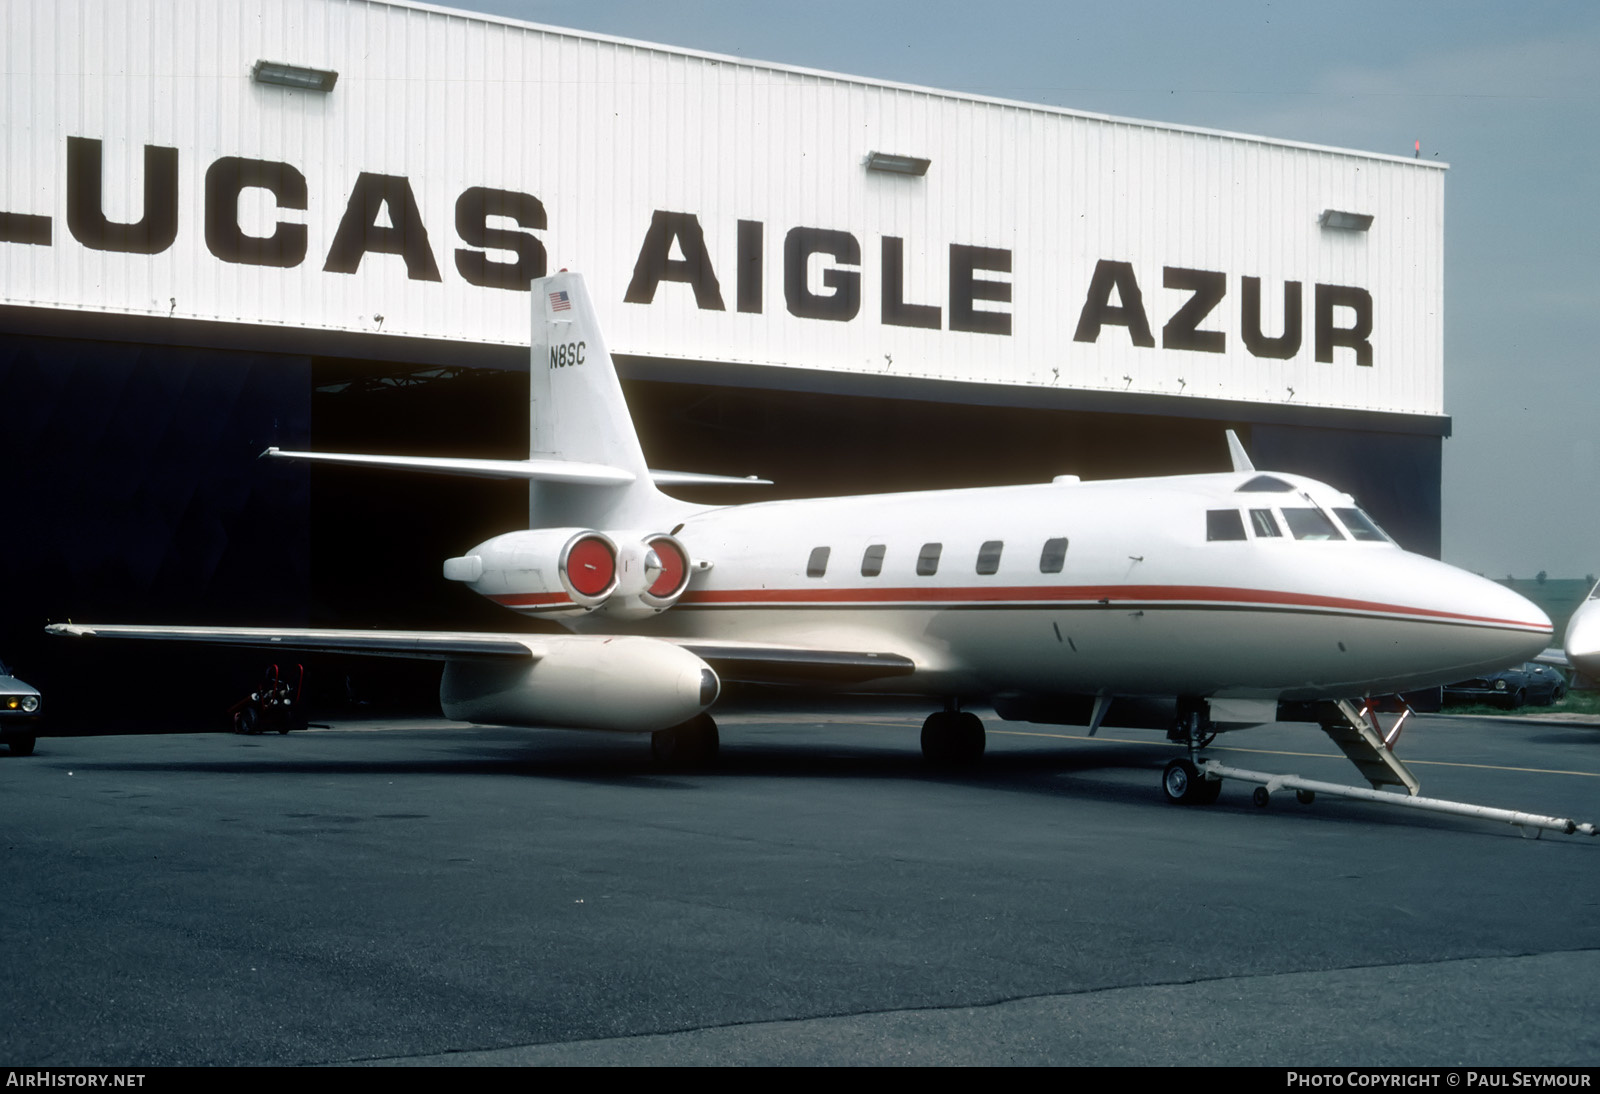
[{"x1": 0, "y1": 658, "x2": 41, "y2": 756}]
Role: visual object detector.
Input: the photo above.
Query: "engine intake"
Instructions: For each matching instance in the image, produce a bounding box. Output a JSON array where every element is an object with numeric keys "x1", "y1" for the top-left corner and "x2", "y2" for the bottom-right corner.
[
  {"x1": 559, "y1": 531, "x2": 619, "y2": 606},
  {"x1": 639, "y1": 533, "x2": 691, "y2": 610}
]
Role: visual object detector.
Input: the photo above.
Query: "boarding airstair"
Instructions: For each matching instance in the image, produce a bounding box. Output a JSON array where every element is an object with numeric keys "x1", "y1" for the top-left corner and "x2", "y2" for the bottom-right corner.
[
  {"x1": 1318, "y1": 697, "x2": 1420, "y2": 795},
  {"x1": 1196, "y1": 697, "x2": 1596, "y2": 838}
]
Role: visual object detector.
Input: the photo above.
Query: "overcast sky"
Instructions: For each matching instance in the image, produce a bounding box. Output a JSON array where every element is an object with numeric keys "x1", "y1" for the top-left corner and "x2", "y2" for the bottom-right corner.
[{"x1": 449, "y1": 0, "x2": 1599, "y2": 577}]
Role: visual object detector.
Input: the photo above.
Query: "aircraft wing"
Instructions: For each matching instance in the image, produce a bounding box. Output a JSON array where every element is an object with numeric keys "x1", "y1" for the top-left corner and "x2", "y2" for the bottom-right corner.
[
  {"x1": 44, "y1": 625, "x2": 918, "y2": 684},
  {"x1": 44, "y1": 624, "x2": 538, "y2": 661},
  {"x1": 1534, "y1": 647, "x2": 1569, "y2": 668}
]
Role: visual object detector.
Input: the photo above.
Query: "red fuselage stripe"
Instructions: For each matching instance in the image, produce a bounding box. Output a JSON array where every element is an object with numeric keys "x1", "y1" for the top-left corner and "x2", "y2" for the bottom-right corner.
[
  {"x1": 489, "y1": 584, "x2": 1547, "y2": 632},
  {"x1": 675, "y1": 584, "x2": 1546, "y2": 630}
]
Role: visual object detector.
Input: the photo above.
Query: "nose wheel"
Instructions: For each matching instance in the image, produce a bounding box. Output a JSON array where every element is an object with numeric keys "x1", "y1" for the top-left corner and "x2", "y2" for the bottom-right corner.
[{"x1": 1162, "y1": 757, "x2": 1222, "y2": 805}]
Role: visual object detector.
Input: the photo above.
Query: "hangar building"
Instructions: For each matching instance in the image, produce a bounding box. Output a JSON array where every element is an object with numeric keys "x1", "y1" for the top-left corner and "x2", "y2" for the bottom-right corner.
[{"x1": 0, "y1": 0, "x2": 1449, "y2": 715}]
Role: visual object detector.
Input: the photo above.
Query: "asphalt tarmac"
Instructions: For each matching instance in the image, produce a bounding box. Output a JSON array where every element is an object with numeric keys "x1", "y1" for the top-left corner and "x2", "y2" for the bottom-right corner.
[{"x1": 2, "y1": 706, "x2": 1597, "y2": 1067}]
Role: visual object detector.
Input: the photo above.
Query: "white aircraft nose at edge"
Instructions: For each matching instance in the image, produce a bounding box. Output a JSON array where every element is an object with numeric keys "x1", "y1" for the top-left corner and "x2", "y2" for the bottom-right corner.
[
  {"x1": 48, "y1": 273, "x2": 1593, "y2": 835},
  {"x1": 1542, "y1": 579, "x2": 1600, "y2": 689}
]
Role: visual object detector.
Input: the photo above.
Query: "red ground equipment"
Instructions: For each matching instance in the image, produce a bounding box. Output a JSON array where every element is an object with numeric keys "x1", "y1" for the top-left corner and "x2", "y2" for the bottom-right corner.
[{"x1": 230, "y1": 664, "x2": 306, "y2": 735}]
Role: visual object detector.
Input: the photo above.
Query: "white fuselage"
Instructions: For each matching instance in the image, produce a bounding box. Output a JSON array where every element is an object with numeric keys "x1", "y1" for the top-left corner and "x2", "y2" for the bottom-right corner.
[
  {"x1": 1565, "y1": 584, "x2": 1600, "y2": 683},
  {"x1": 469, "y1": 470, "x2": 1551, "y2": 703}
]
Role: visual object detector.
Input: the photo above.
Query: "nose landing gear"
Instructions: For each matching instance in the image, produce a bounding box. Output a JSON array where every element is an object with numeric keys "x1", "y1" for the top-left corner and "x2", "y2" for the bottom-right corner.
[{"x1": 1162, "y1": 698, "x2": 1222, "y2": 804}]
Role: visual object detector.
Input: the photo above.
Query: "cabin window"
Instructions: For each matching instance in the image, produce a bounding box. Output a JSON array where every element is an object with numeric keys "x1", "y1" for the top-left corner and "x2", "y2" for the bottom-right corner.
[
  {"x1": 806, "y1": 546, "x2": 831, "y2": 577},
  {"x1": 1040, "y1": 537, "x2": 1069, "y2": 573},
  {"x1": 1236, "y1": 475, "x2": 1295, "y2": 493},
  {"x1": 916, "y1": 542, "x2": 943, "y2": 576},
  {"x1": 1333, "y1": 508, "x2": 1390, "y2": 543},
  {"x1": 1281, "y1": 508, "x2": 1345, "y2": 541},
  {"x1": 861, "y1": 544, "x2": 886, "y2": 577},
  {"x1": 1206, "y1": 509, "x2": 1247, "y2": 541},
  {"x1": 976, "y1": 540, "x2": 1004, "y2": 575},
  {"x1": 1249, "y1": 509, "x2": 1282, "y2": 538}
]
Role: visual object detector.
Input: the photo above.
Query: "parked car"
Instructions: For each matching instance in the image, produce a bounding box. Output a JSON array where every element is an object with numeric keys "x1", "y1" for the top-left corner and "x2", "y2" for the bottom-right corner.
[
  {"x1": 1444, "y1": 662, "x2": 1566, "y2": 709},
  {"x1": 0, "y1": 657, "x2": 41, "y2": 755}
]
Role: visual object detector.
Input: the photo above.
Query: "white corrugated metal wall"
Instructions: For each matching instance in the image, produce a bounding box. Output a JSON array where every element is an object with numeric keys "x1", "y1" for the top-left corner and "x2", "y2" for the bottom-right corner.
[{"x1": 0, "y1": 0, "x2": 1445, "y2": 416}]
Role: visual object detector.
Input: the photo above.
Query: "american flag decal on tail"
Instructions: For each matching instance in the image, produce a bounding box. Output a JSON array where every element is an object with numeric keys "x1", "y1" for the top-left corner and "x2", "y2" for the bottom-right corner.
[{"x1": 549, "y1": 290, "x2": 572, "y2": 312}]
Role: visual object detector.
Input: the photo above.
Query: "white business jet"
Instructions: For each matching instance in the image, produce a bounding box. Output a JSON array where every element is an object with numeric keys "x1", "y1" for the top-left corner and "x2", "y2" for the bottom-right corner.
[
  {"x1": 1551, "y1": 579, "x2": 1600, "y2": 689},
  {"x1": 49, "y1": 273, "x2": 1555, "y2": 809}
]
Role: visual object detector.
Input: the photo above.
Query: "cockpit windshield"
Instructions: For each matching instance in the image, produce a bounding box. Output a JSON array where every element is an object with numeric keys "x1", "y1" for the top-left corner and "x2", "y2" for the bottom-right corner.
[
  {"x1": 1280, "y1": 508, "x2": 1345, "y2": 541},
  {"x1": 1333, "y1": 507, "x2": 1392, "y2": 543}
]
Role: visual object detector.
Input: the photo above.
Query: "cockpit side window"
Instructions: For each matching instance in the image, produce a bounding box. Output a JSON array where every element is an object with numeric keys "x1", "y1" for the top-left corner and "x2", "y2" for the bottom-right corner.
[
  {"x1": 1281, "y1": 508, "x2": 1345, "y2": 541},
  {"x1": 1206, "y1": 510, "x2": 1247, "y2": 541},
  {"x1": 1249, "y1": 509, "x2": 1282, "y2": 537},
  {"x1": 1333, "y1": 508, "x2": 1391, "y2": 543}
]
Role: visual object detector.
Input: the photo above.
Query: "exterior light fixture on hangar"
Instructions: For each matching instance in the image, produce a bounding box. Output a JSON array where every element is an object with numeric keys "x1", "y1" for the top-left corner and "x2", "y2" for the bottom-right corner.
[{"x1": 0, "y1": 0, "x2": 1447, "y2": 687}]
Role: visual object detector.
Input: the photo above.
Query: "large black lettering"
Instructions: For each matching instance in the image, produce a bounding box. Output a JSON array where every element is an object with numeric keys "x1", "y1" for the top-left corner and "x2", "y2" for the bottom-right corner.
[
  {"x1": 880, "y1": 237, "x2": 940, "y2": 330},
  {"x1": 1073, "y1": 260, "x2": 1154, "y2": 347},
  {"x1": 623, "y1": 210, "x2": 725, "y2": 309},
  {"x1": 66, "y1": 136, "x2": 178, "y2": 254},
  {"x1": 1161, "y1": 267, "x2": 1225, "y2": 353},
  {"x1": 1315, "y1": 284, "x2": 1373, "y2": 367},
  {"x1": 204, "y1": 157, "x2": 307, "y2": 268},
  {"x1": 1240, "y1": 277, "x2": 1302, "y2": 359},
  {"x1": 454, "y1": 187, "x2": 546, "y2": 291},
  {"x1": 736, "y1": 219, "x2": 763, "y2": 314},
  {"x1": 948, "y1": 244, "x2": 1011, "y2": 335},
  {"x1": 0, "y1": 212, "x2": 51, "y2": 246},
  {"x1": 784, "y1": 227, "x2": 860, "y2": 322},
  {"x1": 322, "y1": 172, "x2": 442, "y2": 281}
]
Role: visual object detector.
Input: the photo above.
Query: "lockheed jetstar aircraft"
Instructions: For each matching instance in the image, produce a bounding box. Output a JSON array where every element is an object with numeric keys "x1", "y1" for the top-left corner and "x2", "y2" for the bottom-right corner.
[
  {"x1": 49, "y1": 272, "x2": 1569, "y2": 821},
  {"x1": 1541, "y1": 578, "x2": 1600, "y2": 690}
]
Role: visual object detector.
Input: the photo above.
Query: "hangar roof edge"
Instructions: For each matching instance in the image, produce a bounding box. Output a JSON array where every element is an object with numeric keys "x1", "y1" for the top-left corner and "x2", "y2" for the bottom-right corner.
[{"x1": 370, "y1": 0, "x2": 1450, "y2": 172}]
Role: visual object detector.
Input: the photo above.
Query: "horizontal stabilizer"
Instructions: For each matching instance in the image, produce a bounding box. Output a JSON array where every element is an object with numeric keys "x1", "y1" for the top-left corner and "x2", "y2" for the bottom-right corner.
[
  {"x1": 262, "y1": 448, "x2": 634, "y2": 486},
  {"x1": 651, "y1": 470, "x2": 773, "y2": 487},
  {"x1": 263, "y1": 449, "x2": 770, "y2": 487}
]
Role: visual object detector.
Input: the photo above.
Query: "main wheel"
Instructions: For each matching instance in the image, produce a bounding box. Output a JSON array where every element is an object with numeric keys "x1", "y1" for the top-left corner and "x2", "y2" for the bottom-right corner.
[
  {"x1": 921, "y1": 710, "x2": 985, "y2": 768},
  {"x1": 238, "y1": 707, "x2": 260, "y2": 735},
  {"x1": 1162, "y1": 757, "x2": 1217, "y2": 805},
  {"x1": 651, "y1": 713, "x2": 719, "y2": 769}
]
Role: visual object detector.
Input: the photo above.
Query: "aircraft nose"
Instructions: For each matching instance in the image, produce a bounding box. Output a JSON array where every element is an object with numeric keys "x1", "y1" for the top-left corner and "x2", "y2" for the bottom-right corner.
[{"x1": 1438, "y1": 565, "x2": 1552, "y2": 674}]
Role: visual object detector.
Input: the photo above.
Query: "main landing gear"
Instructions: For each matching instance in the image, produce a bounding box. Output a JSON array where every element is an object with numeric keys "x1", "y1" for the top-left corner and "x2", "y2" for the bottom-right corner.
[
  {"x1": 1161, "y1": 698, "x2": 1221, "y2": 805},
  {"x1": 921, "y1": 705, "x2": 985, "y2": 768},
  {"x1": 651, "y1": 713, "x2": 719, "y2": 769}
]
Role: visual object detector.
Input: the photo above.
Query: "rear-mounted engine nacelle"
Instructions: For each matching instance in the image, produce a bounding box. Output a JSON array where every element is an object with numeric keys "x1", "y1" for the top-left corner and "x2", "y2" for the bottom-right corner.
[
  {"x1": 444, "y1": 527, "x2": 620, "y2": 614},
  {"x1": 445, "y1": 528, "x2": 697, "y2": 617}
]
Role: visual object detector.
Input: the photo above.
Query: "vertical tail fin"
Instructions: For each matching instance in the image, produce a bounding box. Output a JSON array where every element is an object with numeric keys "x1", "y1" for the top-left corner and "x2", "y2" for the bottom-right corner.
[{"x1": 527, "y1": 272, "x2": 677, "y2": 529}]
